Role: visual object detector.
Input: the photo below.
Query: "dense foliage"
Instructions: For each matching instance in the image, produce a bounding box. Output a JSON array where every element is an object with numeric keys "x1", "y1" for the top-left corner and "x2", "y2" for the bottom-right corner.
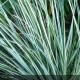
[{"x1": 0, "y1": 0, "x2": 80, "y2": 80}]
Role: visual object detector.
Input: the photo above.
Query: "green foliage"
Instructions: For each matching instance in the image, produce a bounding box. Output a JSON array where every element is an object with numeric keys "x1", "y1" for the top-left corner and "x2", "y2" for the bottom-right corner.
[{"x1": 0, "y1": 0, "x2": 80, "y2": 80}]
